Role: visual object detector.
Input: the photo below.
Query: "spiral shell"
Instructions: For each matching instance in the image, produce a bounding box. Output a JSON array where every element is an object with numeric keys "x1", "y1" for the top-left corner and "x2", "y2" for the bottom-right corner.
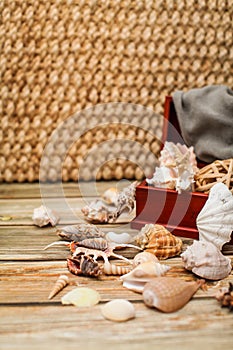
[
  {"x1": 102, "y1": 262, "x2": 131, "y2": 275},
  {"x1": 133, "y1": 251, "x2": 159, "y2": 267},
  {"x1": 48, "y1": 275, "x2": 69, "y2": 300},
  {"x1": 135, "y1": 224, "x2": 182, "y2": 259},
  {"x1": 143, "y1": 277, "x2": 204, "y2": 313},
  {"x1": 57, "y1": 223, "x2": 105, "y2": 241},
  {"x1": 33, "y1": 205, "x2": 60, "y2": 227}
]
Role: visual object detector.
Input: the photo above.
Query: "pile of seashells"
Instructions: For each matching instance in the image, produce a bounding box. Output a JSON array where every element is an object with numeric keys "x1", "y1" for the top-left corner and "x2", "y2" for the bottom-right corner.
[{"x1": 32, "y1": 179, "x2": 233, "y2": 319}]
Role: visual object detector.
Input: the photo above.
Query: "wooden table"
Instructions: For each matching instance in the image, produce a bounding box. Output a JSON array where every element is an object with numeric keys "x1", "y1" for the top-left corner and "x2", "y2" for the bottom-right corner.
[{"x1": 0, "y1": 181, "x2": 232, "y2": 350}]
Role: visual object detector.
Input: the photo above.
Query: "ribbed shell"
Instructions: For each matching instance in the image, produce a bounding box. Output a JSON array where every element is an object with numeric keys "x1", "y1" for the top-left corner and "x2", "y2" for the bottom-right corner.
[
  {"x1": 143, "y1": 277, "x2": 204, "y2": 312},
  {"x1": 102, "y1": 262, "x2": 131, "y2": 275},
  {"x1": 57, "y1": 223, "x2": 105, "y2": 241},
  {"x1": 135, "y1": 224, "x2": 182, "y2": 259},
  {"x1": 48, "y1": 275, "x2": 69, "y2": 300}
]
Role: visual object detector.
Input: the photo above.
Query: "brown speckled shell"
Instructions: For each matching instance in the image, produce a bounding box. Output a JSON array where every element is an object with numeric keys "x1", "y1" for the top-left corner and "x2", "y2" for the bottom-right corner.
[{"x1": 135, "y1": 224, "x2": 182, "y2": 259}]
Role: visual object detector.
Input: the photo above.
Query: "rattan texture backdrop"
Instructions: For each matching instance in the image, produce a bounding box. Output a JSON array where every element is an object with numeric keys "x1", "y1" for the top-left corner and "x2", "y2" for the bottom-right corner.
[{"x1": 1, "y1": 0, "x2": 233, "y2": 182}]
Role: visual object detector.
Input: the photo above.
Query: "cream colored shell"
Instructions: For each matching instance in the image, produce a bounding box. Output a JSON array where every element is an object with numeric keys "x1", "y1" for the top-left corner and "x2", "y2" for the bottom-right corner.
[{"x1": 101, "y1": 299, "x2": 135, "y2": 322}]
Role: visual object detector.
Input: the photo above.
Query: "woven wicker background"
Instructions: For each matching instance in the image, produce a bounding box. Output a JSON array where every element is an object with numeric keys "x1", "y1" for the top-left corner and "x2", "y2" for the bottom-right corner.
[{"x1": 1, "y1": 0, "x2": 233, "y2": 182}]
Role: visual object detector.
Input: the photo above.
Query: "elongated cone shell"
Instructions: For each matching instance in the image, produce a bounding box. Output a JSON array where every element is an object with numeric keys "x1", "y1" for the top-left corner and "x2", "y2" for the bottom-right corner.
[
  {"x1": 103, "y1": 262, "x2": 131, "y2": 275},
  {"x1": 143, "y1": 277, "x2": 204, "y2": 313},
  {"x1": 48, "y1": 275, "x2": 69, "y2": 300}
]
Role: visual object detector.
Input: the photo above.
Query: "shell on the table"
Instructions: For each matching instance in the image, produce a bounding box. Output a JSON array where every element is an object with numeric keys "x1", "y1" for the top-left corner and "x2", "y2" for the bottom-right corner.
[
  {"x1": 106, "y1": 231, "x2": 132, "y2": 244},
  {"x1": 102, "y1": 262, "x2": 131, "y2": 275},
  {"x1": 48, "y1": 275, "x2": 69, "y2": 300},
  {"x1": 120, "y1": 261, "x2": 170, "y2": 293},
  {"x1": 32, "y1": 205, "x2": 60, "y2": 227},
  {"x1": 102, "y1": 187, "x2": 119, "y2": 205},
  {"x1": 57, "y1": 223, "x2": 105, "y2": 241},
  {"x1": 61, "y1": 287, "x2": 100, "y2": 307},
  {"x1": 181, "y1": 240, "x2": 232, "y2": 280},
  {"x1": 143, "y1": 277, "x2": 204, "y2": 313},
  {"x1": 196, "y1": 183, "x2": 233, "y2": 250},
  {"x1": 135, "y1": 224, "x2": 182, "y2": 259},
  {"x1": 133, "y1": 251, "x2": 159, "y2": 267},
  {"x1": 101, "y1": 299, "x2": 135, "y2": 322}
]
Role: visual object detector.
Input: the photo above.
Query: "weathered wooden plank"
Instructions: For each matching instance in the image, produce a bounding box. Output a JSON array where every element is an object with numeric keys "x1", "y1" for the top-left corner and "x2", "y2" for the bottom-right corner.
[
  {"x1": 0, "y1": 181, "x2": 125, "y2": 199},
  {"x1": 0, "y1": 300, "x2": 232, "y2": 350},
  {"x1": 1, "y1": 260, "x2": 232, "y2": 304}
]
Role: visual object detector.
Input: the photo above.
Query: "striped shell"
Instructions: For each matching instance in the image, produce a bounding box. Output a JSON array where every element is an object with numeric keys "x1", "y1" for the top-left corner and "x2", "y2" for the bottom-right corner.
[
  {"x1": 143, "y1": 277, "x2": 204, "y2": 313},
  {"x1": 135, "y1": 224, "x2": 182, "y2": 259},
  {"x1": 48, "y1": 275, "x2": 69, "y2": 300},
  {"x1": 102, "y1": 262, "x2": 131, "y2": 275}
]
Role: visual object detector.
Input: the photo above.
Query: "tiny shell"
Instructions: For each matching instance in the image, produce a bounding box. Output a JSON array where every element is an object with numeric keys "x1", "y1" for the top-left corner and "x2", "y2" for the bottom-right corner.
[
  {"x1": 32, "y1": 205, "x2": 60, "y2": 227},
  {"x1": 135, "y1": 224, "x2": 182, "y2": 259},
  {"x1": 133, "y1": 251, "x2": 159, "y2": 267},
  {"x1": 102, "y1": 262, "x2": 131, "y2": 275},
  {"x1": 61, "y1": 287, "x2": 100, "y2": 307},
  {"x1": 48, "y1": 275, "x2": 69, "y2": 300},
  {"x1": 196, "y1": 183, "x2": 233, "y2": 250},
  {"x1": 101, "y1": 299, "x2": 135, "y2": 322},
  {"x1": 106, "y1": 232, "x2": 132, "y2": 244},
  {"x1": 143, "y1": 277, "x2": 204, "y2": 313},
  {"x1": 181, "y1": 240, "x2": 232, "y2": 280}
]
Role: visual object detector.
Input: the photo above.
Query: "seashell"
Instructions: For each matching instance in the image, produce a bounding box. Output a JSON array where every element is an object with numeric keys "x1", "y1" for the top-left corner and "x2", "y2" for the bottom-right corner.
[
  {"x1": 147, "y1": 142, "x2": 198, "y2": 193},
  {"x1": 114, "y1": 181, "x2": 137, "y2": 217},
  {"x1": 181, "y1": 240, "x2": 232, "y2": 280},
  {"x1": 133, "y1": 251, "x2": 159, "y2": 267},
  {"x1": 67, "y1": 255, "x2": 101, "y2": 277},
  {"x1": 32, "y1": 205, "x2": 60, "y2": 227},
  {"x1": 106, "y1": 231, "x2": 132, "y2": 244},
  {"x1": 196, "y1": 182, "x2": 233, "y2": 250},
  {"x1": 102, "y1": 262, "x2": 132, "y2": 275},
  {"x1": 143, "y1": 277, "x2": 204, "y2": 313},
  {"x1": 61, "y1": 287, "x2": 100, "y2": 307},
  {"x1": 135, "y1": 224, "x2": 182, "y2": 259},
  {"x1": 120, "y1": 261, "x2": 170, "y2": 293},
  {"x1": 215, "y1": 282, "x2": 233, "y2": 312},
  {"x1": 82, "y1": 199, "x2": 116, "y2": 223},
  {"x1": 101, "y1": 299, "x2": 135, "y2": 322},
  {"x1": 102, "y1": 187, "x2": 119, "y2": 205},
  {"x1": 57, "y1": 223, "x2": 105, "y2": 241},
  {"x1": 48, "y1": 275, "x2": 69, "y2": 300}
]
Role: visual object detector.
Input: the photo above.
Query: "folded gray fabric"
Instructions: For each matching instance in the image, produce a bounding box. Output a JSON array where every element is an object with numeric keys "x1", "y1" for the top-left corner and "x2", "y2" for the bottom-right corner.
[{"x1": 172, "y1": 85, "x2": 233, "y2": 163}]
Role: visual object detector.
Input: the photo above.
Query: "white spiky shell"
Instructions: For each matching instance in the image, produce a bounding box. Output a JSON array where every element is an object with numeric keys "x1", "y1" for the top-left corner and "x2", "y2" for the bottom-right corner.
[
  {"x1": 32, "y1": 205, "x2": 60, "y2": 227},
  {"x1": 196, "y1": 183, "x2": 233, "y2": 249},
  {"x1": 120, "y1": 261, "x2": 170, "y2": 293},
  {"x1": 181, "y1": 240, "x2": 232, "y2": 280}
]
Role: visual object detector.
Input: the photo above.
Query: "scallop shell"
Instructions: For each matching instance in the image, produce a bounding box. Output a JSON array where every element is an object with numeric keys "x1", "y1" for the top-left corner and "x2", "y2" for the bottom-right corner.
[
  {"x1": 133, "y1": 251, "x2": 159, "y2": 267},
  {"x1": 101, "y1": 299, "x2": 135, "y2": 322},
  {"x1": 196, "y1": 183, "x2": 233, "y2": 249},
  {"x1": 102, "y1": 262, "x2": 131, "y2": 275},
  {"x1": 32, "y1": 205, "x2": 60, "y2": 227},
  {"x1": 181, "y1": 240, "x2": 232, "y2": 280},
  {"x1": 120, "y1": 261, "x2": 170, "y2": 293},
  {"x1": 102, "y1": 187, "x2": 119, "y2": 205},
  {"x1": 106, "y1": 231, "x2": 132, "y2": 244},
  {"x1": 48, "y1": 275, "x2": 69, "y2": 300},
  {"x1": 135, "y1": 224, "x2": 182, "y2": 259},
  {"x1": 143, "y1": 277, "x2": 204, "y2": 313},
  {"x1": 61, "y1": 287, "x2": 100, "y2": 307}
]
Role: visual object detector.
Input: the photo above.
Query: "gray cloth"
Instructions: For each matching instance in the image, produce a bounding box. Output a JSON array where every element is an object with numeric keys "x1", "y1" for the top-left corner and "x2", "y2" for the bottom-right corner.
[{"x1": 172, "y1": 85, "x2": 233, "y2": 163}]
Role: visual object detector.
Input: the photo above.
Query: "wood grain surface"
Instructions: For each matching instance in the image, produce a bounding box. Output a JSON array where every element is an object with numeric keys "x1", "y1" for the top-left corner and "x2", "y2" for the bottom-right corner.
[{"x1": 0, "y1": 182, "x2": 232, "y2": 350}]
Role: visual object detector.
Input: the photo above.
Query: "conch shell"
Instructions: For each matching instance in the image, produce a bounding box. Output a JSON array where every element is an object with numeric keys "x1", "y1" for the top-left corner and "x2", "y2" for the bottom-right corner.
[
  {"x1": 196, "y1": 183, "x2": 233, "y2": 249},
  {"x1": 48, "y1": 275, "x2": 69, "y2": 300},
  {"x1": 181, "y1": 240, "x2": 232, "y2": 280},
  {"x1": 146, "y1": 141, "x2": 198, "y2": 193},
  {"x1": 120, "y1": 261, "x2": 170, "y2": 293},
  {"x1": 32, "y1": 205, "x2": 60, "y2": 227},
  {"x1": 143, "y1": 277, "x2": 204, "y2": 313},
  {"x1": 133, "y1": 251, "x2": 159, "y2": 267},
  {"x1": 135, "y1": 224, "x2": 182, "y2": 259}
]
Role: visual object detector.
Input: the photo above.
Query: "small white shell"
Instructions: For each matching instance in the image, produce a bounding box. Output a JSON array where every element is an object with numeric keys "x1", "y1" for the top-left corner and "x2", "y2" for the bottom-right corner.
[
  {"x1": 106, "y1": 231, "x2": 132, "y2": 244},
  {"x1": 32, "y1": 205, "x2": 60, "y2": 227},
  {"x1": 102, "y1": 262, "x2": 131, "y2": 275},
  {"x1": 102, "y1": 187, "x2": 119, "y2": 205},
  {"x1": 101, "y1": 299, "x2": 135, "y2": 322},
  {"x1": 197, "y1": 183, "x2": 233, "y2": 249},
  {"x1": 48, "y1": 275, "x2": 69, "y2": 300},
  {"x1": 133, "y1": 251, "x2": 159, "y2": 267},
  {"x1": 61, "y1": 287, "x2": 100, "y2": 307}
]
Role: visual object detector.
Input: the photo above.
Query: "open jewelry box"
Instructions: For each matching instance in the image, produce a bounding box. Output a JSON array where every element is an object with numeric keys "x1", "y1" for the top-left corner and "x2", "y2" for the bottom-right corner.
[{"x1": 131, "y1": 96, "x2": 233, "y2": 244}]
